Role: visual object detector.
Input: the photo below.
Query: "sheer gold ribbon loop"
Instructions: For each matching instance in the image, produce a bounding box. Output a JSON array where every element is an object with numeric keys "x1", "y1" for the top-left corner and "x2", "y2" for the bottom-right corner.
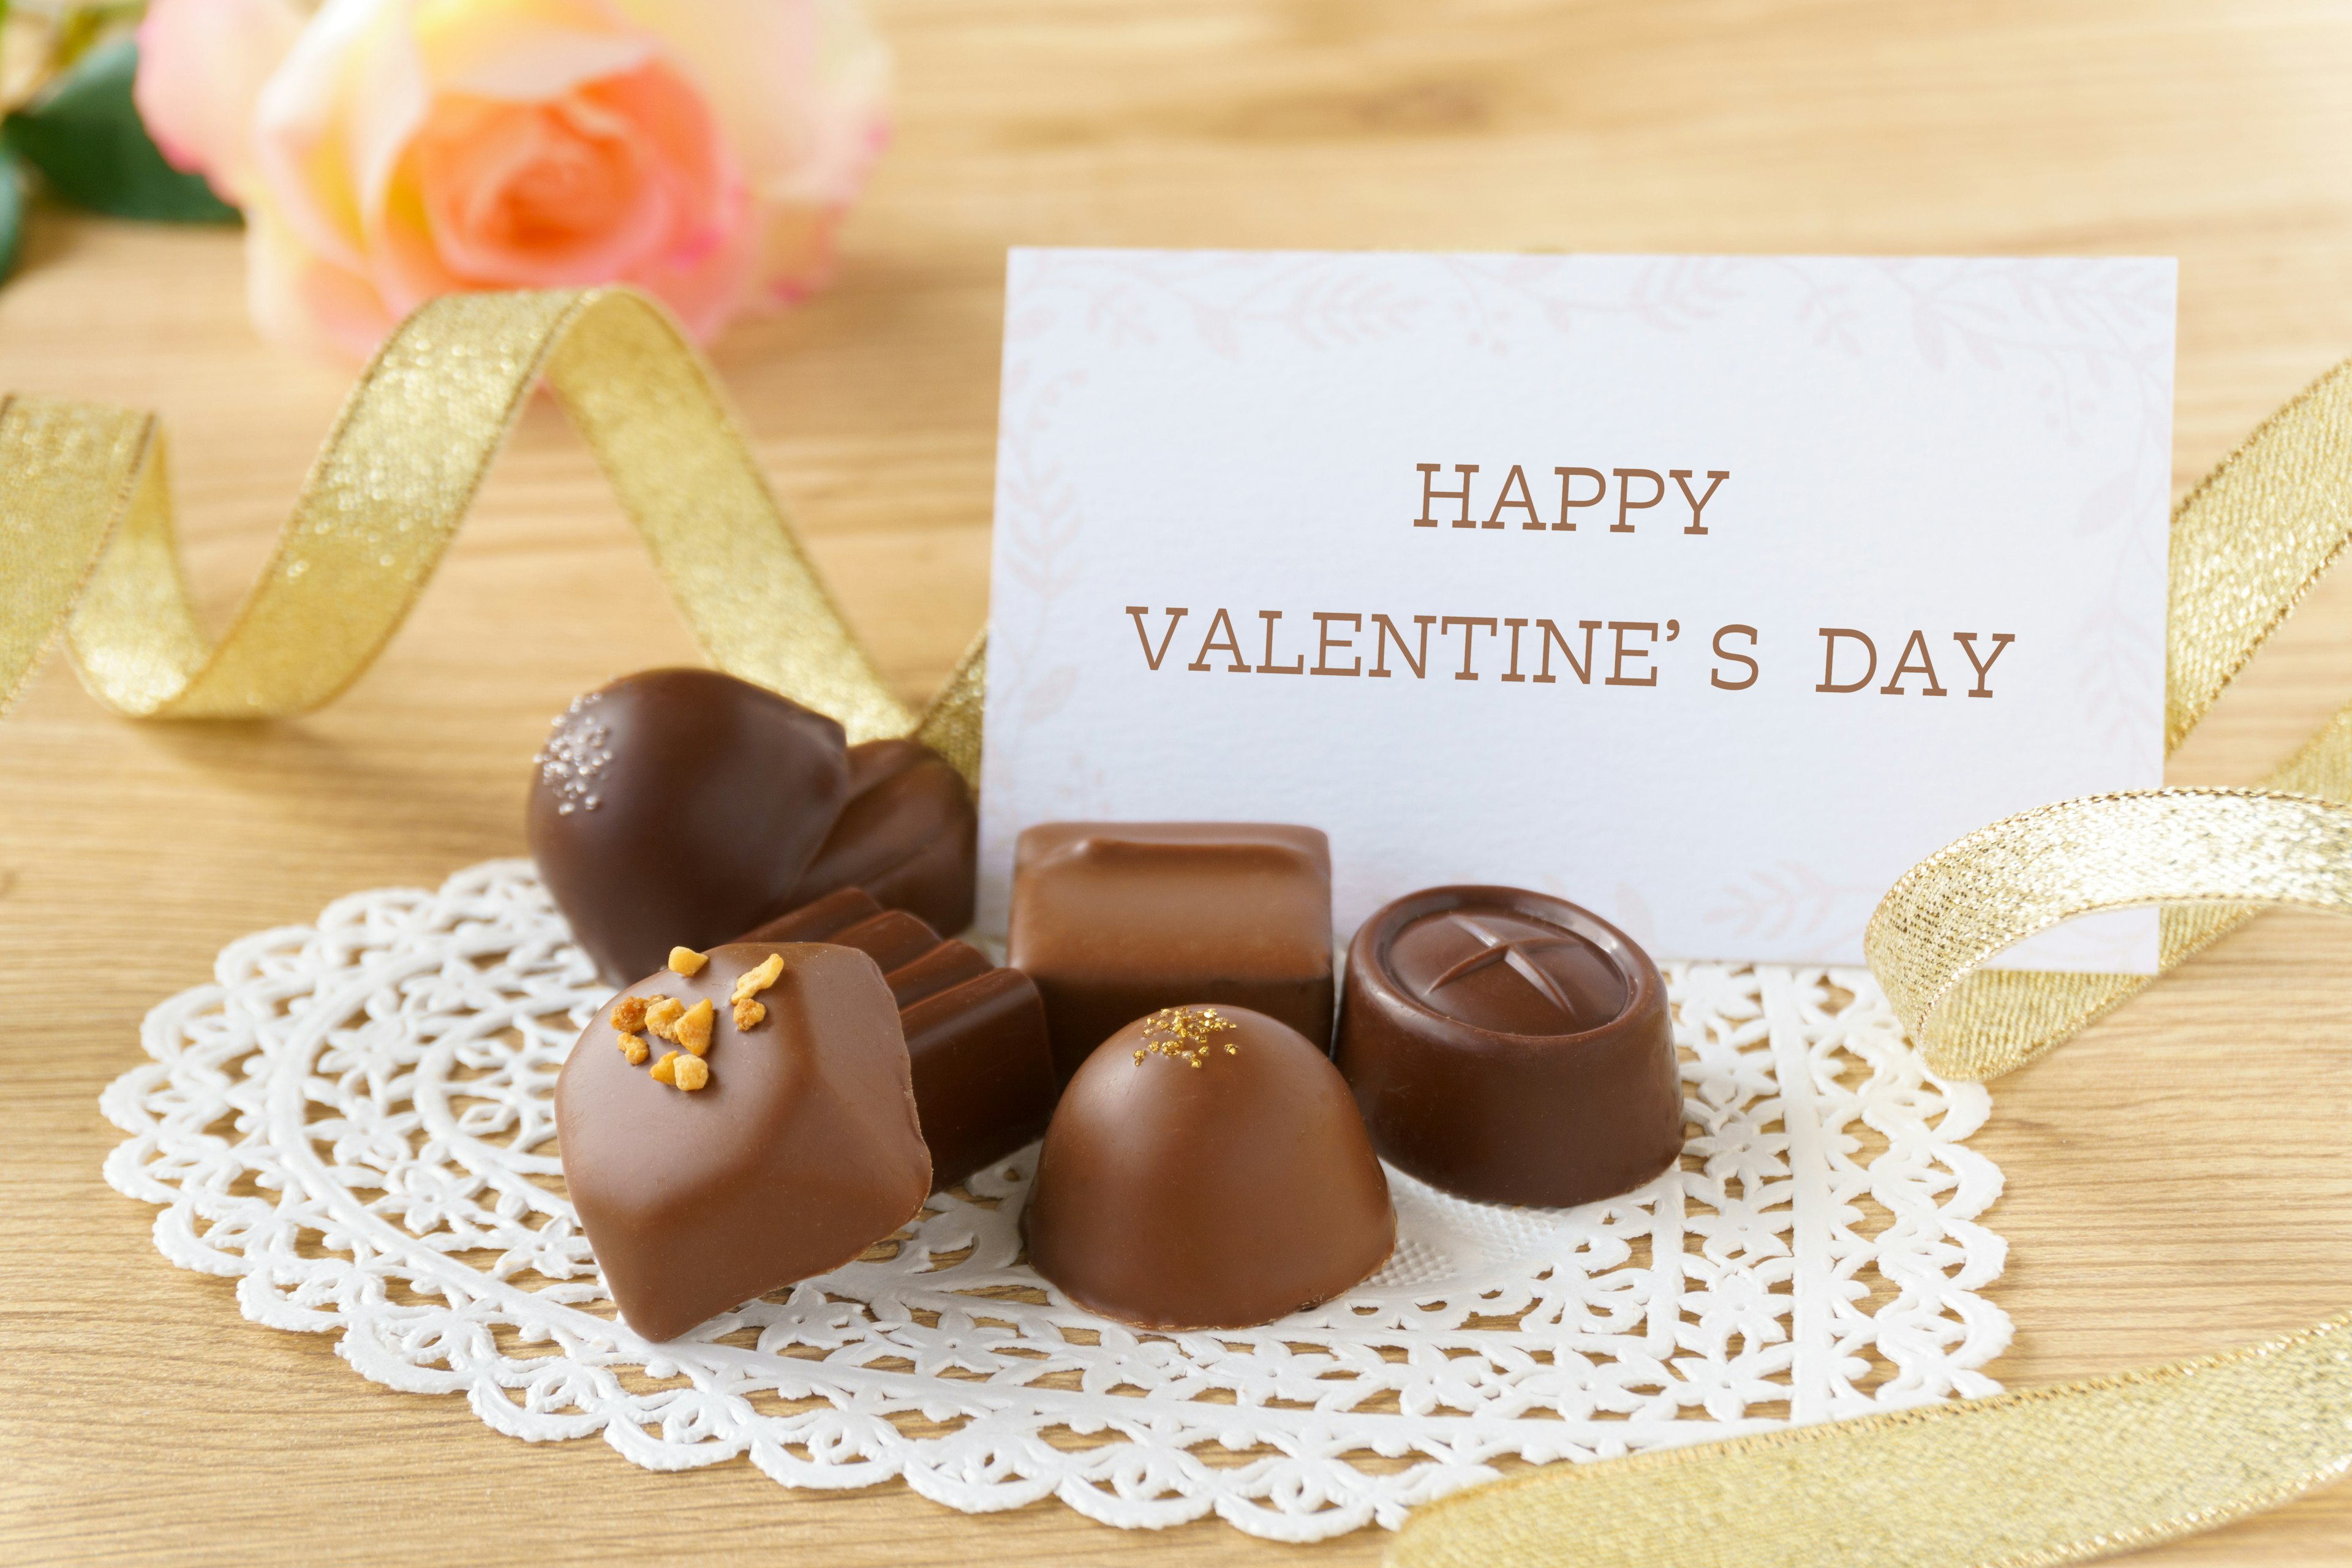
[
  {"x1": 1393, "y1": 355, "x2": 2352, "y2": 1567},
  {"x1": 1874, "y1": 787, "x2": 2352, "y2": 1078},
  {"x1": 0, "y1": 285, "x2": 992, "y2": 763}
]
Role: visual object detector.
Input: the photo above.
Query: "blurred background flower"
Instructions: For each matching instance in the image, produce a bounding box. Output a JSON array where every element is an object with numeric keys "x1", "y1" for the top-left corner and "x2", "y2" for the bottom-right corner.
[
  {"x1": 0, "y1": 1, "x2": 240, "y2": 282},
  {"x1": 134, "y1": 0, "x2": 891, "y2": 356},
  {"x1": 0, "y1": 0, "x2": 889, "y2": 354}
]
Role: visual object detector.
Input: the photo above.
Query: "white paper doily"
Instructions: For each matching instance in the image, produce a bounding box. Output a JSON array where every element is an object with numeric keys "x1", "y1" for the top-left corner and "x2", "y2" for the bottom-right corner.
[{"x1": 102, "y1": 859, "x2": 2009, "y2": 1540}]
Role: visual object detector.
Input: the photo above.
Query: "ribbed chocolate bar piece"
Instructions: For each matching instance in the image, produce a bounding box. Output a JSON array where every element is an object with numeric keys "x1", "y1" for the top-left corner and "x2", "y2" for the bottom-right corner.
[
  {"x1": 744, "y1": 889, "x2": 1057, "y2": 1187},
  {"x1": 556, "y1": 942, "x2": 930, "y2": 1342},
  {"x1": 1335, "y1": 884, "x2": 1684, "y2": 1208},
  {"x1": 1006, "y1": 822, "x2": 1334, "y2": 1081}
]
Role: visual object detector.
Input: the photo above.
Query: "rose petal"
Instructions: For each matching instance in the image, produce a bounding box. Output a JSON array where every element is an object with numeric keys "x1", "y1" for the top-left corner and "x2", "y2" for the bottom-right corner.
[
  {"x1": 133, "y1": 0, "x2": 306, "y2": 205},
  {"x1": 414, "y1": 0, "x2": 655, "y2": 100}
]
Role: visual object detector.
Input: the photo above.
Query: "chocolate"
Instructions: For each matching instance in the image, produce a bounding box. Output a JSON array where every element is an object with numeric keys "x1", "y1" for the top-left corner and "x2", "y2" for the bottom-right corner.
[
  {"x1": 1022, "y1": 1004, "x2": 1394, "y2": 1330},
  {"x1": 787, "y1": 739, "x2": 978, "y2": 935},
  {"x1": 556, "y1": 941, "x2": 931, "y2": 1342},
  {"x1": 1007, "y1": 823, "x2": 1334, "y2": 1081},
  {"x1": 529, "y1": 669, "x2": 849, "y2": 985},
  {"x1": 1334, "y1": 885, "x2": 1683, "y2": 1208},
  {"x1": 745, "y1": 888, "x2": 1058, "y2": 1188}
]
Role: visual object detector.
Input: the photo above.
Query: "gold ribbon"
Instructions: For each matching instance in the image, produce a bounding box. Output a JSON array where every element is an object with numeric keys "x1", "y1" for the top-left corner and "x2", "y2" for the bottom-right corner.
[
  {"x1": 0, "y1": 285, "x2": 984, "y2": 768},
  {"x1": 1392, "y1": 358, "x2": 2352, "y2": 1566}
]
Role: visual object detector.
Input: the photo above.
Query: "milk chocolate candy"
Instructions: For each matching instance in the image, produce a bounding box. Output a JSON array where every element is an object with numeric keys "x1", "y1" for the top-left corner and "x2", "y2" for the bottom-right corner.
[
  {"x1": 1335, "y1": 886, "x2": 1683, "y2": 1208},
  {"x1": 1023, "y1": 1005, "x2": 1393, "y2": 1330},
  {"x1": 744, "y1": 888, "x2": 1059, "y2": 1188},
  {"x1": 1008, "y1": 823, "x2": 1333, "y2": 1081},
  {"x1": 529, "y1": 669, "x2": 849, "y2": 985},
  {"x1": 556, "y1": 942, "x2": 931, "y2": 1343},
  {"x1": 787, "y1": 739, "x2": 978, "y2": 936}
]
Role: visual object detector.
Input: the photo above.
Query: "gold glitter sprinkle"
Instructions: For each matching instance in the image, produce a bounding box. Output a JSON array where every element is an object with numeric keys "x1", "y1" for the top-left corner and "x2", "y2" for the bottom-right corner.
[{"x1": 1131, "y1": 1006, "x2": 1240, "y2": 1068}]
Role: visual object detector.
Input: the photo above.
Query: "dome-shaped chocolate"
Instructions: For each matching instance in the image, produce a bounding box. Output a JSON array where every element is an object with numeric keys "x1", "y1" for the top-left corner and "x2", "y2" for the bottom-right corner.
[{"x1": 1022, "y1": 1005, "x2": 1393, "y2": 1330}]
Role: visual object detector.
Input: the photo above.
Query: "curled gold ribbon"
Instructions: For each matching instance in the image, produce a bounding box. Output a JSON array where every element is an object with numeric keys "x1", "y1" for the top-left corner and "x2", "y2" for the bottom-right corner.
[
  {"x1": 1393, "y1": 358, "x2": 2352, "y2": 1566},
  {"x1": 0, "y1": 285, "x2": 985, "y2": 767}
]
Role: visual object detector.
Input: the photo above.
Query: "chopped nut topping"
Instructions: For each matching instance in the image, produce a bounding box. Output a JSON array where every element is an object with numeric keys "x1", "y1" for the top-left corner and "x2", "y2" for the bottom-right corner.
[
  {"x1": 668, "y1": 946, "x2": 709, "y2": 976},
  {"x1": 649, "y1": 1050, "x2": 679, "y2": 1085},
  {"x1": 609, "y1": 995, "x2": 649, "y2": 1033},
  {"x1": 616, "y1": 1031, "x2": 650, "y2": 1065},
  {"x1": 672, "y1": 1054, "x2": 710, "y2": 1091},
  {"x1": 674, "y1": 997, "x2": 714, "y2": 1056},
  {"x1": 731, "y1": 952, "x2": 785, "y2": 1003},
  {"x1": 729, "y1": 952, "x2": 786, "y2": 1030},
  {"x1": 644, "y1": 995, "x2": 686, "y2": 1041}
]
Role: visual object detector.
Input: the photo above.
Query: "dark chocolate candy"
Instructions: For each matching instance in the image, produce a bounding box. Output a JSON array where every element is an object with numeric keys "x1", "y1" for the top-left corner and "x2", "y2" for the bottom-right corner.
[
  {"x1": 1334, "y1": 886, "x2": 1683, "y2": 1208},
  {"x1": 555, "y1": 942, "x2": 931, "y2": 1342},
  {"x1": 786, "y1": 739, "x2": 978, "y2": 935},
  {"x1": 745, "y1": 888, "x2": 1058, "y2": 1188},
  {"x1": 1022, "y1": 1004, "x2": 1394, "y2": 1330},
  {"x1": 529, "y1": 669, "x2": 849, "y2": 985},
  {"x1": 1007, "y1": 823, "x2": 1334, "y2": 1082}
]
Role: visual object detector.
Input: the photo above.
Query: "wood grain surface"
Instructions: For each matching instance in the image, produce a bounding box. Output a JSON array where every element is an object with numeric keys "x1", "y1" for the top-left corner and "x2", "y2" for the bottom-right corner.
[{"x1": 10, "y1": 1, "x2": 2352, "y2": 1561}]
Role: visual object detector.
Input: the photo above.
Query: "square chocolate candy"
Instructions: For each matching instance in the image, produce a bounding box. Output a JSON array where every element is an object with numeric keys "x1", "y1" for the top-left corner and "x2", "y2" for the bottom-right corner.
[{"x1": 1008, "y1": 823, "x2": 1333, "y2": 1080}]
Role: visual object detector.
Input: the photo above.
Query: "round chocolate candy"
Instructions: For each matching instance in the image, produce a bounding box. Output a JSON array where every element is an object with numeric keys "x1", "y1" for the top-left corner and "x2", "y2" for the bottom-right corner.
[
  {"x1": 1335, "y1": 886, "x2": 1683, "y2": 1208},
  {"x1": 527, "y1": 668, "x2": 850, "y2": 984},
  {"x1": 1022, "y1": 1004, "x2": 1394, "y2": 1330}
]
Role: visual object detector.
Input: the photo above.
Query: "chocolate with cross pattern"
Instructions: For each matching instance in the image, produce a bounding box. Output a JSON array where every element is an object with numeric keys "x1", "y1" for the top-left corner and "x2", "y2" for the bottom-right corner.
[{"x1": 1335, "y1": 884, "x2": 1684, "y2": 1208}]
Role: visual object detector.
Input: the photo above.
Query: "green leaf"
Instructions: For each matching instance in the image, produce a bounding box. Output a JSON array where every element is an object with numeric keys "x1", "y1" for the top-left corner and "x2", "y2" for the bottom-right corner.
[
  {"x1": 0, "y1": 157, "x2": 22, "y2": 284},
  {"x1": 2, "y1": 37, "x2": 239, "y2": 224}
]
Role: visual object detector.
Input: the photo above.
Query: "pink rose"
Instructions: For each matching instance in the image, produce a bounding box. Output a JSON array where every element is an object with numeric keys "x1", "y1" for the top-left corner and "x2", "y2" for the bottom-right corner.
[{"x1": 134, "y1": 0, "x2": 889, "y2": 357}]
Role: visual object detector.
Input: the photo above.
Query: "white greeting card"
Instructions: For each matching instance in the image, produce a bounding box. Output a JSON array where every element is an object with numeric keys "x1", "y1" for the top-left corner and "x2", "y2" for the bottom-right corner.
[{"x1": 978, "y1": 250, "x2": 2174, "y2": 970}]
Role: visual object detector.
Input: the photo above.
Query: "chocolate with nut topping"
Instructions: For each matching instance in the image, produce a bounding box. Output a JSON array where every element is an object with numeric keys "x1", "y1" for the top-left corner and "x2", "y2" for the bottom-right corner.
[{"x1": 557, "y1": 941, "x2": 930, "y2": 1343}]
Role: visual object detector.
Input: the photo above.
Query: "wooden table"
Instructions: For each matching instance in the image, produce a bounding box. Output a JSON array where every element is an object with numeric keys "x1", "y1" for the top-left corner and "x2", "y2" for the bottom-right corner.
[{"x1": 10, "y1": 1, "x2": 2352, "y2": 1561}]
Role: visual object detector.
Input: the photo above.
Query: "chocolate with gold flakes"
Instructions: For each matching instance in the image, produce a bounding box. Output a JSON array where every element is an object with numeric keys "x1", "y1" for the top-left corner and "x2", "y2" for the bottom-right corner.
[{"x1": 1022, "y1": 1005, "x2": 1393, "y2": 1331}]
